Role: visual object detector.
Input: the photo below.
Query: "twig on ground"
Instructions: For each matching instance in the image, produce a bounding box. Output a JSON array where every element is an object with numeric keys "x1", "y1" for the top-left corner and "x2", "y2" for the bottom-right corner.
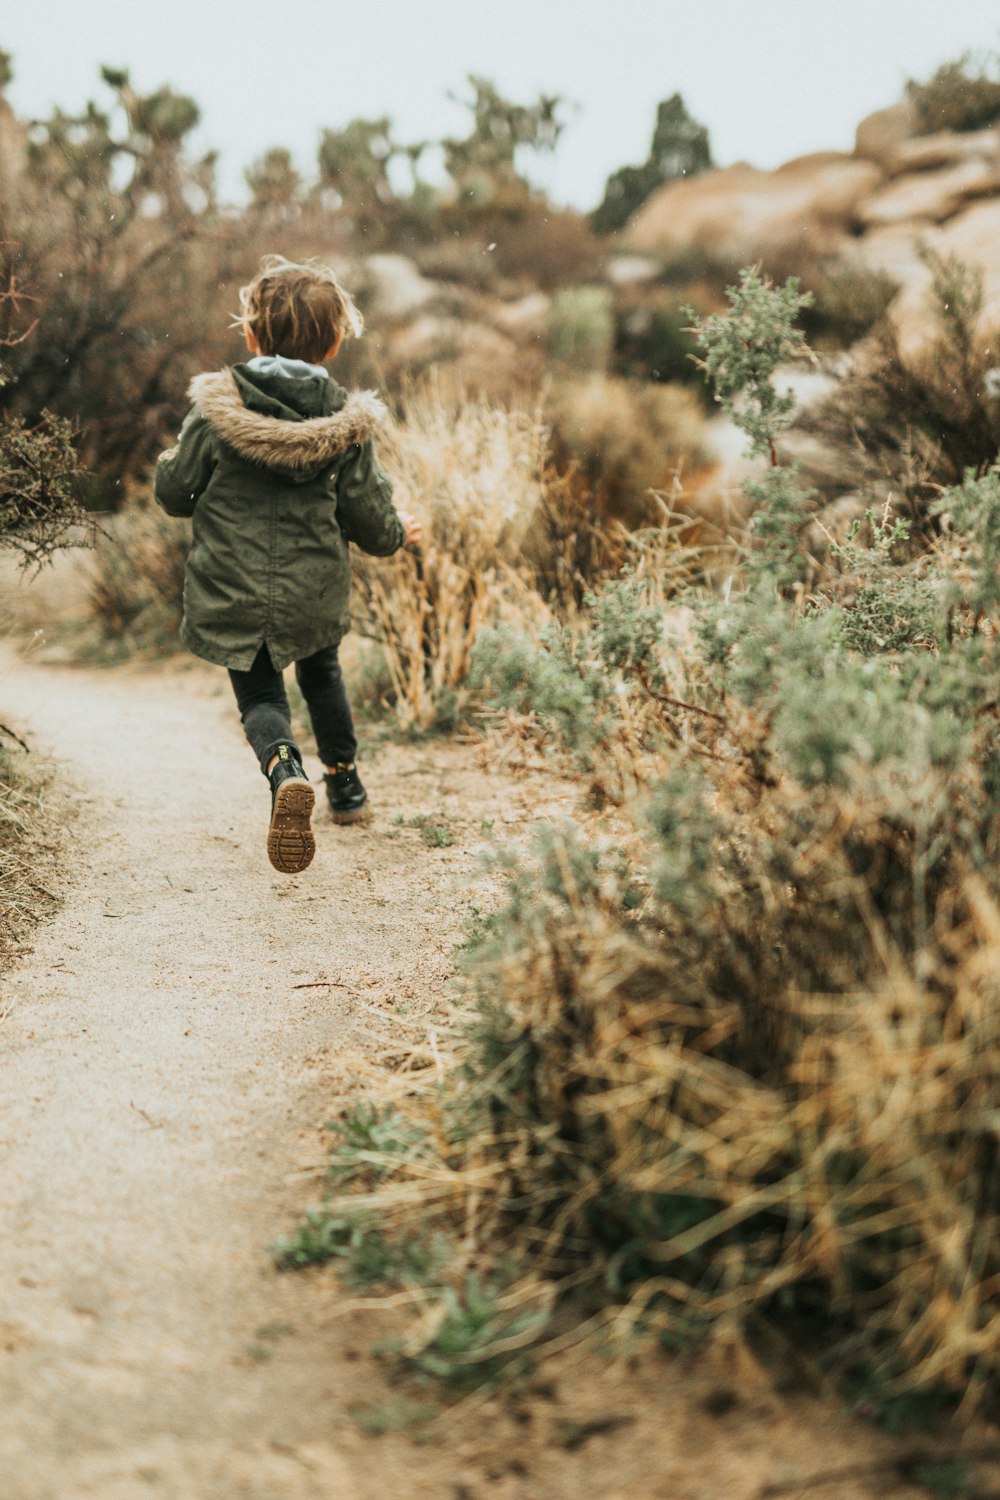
[{"x1": 0, "y1": 723, "x2": 29, "y2": 754}]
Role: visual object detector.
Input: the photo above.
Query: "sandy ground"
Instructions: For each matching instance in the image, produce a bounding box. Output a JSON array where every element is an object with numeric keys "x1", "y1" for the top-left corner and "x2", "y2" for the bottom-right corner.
[{"x1": 0, "y1": 635, "x2": 996, "y2": 1500}]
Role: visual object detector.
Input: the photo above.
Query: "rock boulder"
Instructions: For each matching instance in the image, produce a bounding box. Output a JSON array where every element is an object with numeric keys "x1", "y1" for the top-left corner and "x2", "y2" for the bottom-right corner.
[
  {"x1": 884, "y1": 126, "x2": 1000, "y2": 175},
  {"x1": 627, "y1": 154, "x2": 883, "y2": 263},
  {"x1": 885, "y1": 199, "x2": 1000, "y2": 360},
  {"x1": 854, "y1": 100, "x2": 919, "y2": 165},
  {"x1": 858, "y1": 158, "x2": 1000, "y2": 228}
]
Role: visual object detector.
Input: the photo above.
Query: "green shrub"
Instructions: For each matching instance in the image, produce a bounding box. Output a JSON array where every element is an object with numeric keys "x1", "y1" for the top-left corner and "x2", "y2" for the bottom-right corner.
[{"x1": 548, "y1": 286, "x2": 615, "y2": 370}]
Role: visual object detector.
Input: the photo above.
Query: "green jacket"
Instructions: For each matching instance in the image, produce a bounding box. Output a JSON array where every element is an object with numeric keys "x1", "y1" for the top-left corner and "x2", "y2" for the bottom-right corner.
[{"x1": 154, "y1": 362, "x2": 404, "y2": 671}]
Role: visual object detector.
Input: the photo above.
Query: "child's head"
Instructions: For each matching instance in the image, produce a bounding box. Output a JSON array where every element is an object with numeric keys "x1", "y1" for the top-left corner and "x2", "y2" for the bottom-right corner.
[{"x1": 238, "y1": 255, "x2": 363, "y2": 364}]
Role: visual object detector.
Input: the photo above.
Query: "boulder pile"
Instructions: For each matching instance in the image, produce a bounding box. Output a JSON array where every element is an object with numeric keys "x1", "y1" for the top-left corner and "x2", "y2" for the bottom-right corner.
[{"x1": 627, "y1": 101, "x2": 1000, "y2": 358}]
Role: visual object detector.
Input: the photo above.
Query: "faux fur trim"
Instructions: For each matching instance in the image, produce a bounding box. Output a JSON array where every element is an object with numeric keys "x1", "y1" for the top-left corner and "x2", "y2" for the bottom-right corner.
[{"x1": 189, "y1": 369, "x2": 386, "y2": 469}]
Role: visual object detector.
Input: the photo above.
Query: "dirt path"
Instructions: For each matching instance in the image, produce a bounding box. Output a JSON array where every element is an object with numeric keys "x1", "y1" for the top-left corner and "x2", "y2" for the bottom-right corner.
[
  {"x1": 1, "y1": 643, "x2": 991, "y2": 1500},
  {"x1": 0, "y1": 644, "x2": 556, "y2": 1499}
]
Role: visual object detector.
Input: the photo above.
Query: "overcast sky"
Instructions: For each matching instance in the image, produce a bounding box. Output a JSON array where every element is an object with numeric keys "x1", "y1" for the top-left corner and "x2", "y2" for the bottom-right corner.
[{"x1": 3, "y1": 0, "x2": 1000, "y2": 209}]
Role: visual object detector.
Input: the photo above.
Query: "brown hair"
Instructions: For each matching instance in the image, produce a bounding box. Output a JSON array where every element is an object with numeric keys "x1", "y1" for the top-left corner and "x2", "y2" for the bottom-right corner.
[{"x1": 237, "y1": 255, "x2": 363, "y2": 363}]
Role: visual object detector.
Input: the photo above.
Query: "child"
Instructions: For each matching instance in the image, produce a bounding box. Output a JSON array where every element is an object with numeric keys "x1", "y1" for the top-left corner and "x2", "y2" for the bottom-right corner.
[{"x1": 154, "y1": 255, "x2": 421, "y2": 875}]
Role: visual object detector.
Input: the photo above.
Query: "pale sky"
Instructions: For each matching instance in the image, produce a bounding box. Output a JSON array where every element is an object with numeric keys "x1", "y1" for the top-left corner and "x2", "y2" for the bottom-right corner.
[{"x1": 3, "y1": 0, "x2": 1000, "y2": 209}]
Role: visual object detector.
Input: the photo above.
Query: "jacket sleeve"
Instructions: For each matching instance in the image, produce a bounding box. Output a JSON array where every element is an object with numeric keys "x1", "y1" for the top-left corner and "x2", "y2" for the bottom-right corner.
[
  {"x1": 154, "y1": 410, "x2": 217, "y2": 518},
  {"x1": 335, "y1": 440, "x2": 405, "y2": 557}
]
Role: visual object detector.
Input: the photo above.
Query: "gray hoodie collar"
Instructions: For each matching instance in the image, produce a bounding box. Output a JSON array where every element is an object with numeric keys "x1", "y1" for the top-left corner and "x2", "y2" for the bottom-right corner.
[{"x1": 246, "y1": 354, "x2": 329, "y2": 382}]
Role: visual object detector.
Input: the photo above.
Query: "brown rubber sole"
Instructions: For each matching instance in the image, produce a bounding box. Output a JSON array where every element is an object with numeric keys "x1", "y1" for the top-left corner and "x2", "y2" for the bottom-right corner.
[{"x1": 267, "y1": 779, "x2": 316, "y2": 874}]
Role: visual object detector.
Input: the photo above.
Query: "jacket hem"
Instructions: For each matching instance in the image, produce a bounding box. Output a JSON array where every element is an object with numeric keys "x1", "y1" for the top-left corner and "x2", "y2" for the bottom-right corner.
[{"x1": 180, "y1": 621, "x2": 349, "y2": 673}]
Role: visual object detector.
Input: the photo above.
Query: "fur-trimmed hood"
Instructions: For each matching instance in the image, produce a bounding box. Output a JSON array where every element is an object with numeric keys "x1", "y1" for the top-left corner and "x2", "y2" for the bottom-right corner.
[{"x1": 189, "y1": 368, "x2": 386, "y2": 473}]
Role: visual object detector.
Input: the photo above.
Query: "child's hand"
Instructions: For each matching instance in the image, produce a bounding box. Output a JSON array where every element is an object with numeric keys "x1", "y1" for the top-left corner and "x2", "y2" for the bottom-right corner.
[{"x1": 397, "y1": 510, "x2": 423, "y2": 548}]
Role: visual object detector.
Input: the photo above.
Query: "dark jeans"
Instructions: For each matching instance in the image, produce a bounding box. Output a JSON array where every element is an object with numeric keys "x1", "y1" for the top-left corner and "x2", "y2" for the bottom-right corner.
[{"x1": 228, "y1": 642, "x2": 357, "y2": 775}]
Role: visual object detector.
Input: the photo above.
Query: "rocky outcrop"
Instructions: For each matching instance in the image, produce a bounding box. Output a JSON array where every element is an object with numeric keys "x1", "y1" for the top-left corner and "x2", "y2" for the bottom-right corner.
[
  {"x1": 858, "y1": 158, "x2": 1000, "y2": 228},
  {"x1": 361, "y1": 253, "x2": 461, "y2": 323},
  {"x1": 884, "y1": 199, "x2": 1000, "y2": 359},
  {"x1": 885, "y1": 127, "x2": 1000, "y2": 174},
  {"x1": 627, "y1": 154, "x2": 882, "y2": 263},
  {"x1": 627, "y1": 107, "x2": 1000, "y2": 359}
]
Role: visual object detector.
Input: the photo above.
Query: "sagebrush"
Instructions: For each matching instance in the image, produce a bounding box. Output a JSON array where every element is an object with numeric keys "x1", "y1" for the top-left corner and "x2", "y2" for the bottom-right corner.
[{"x1": 280, "y1": 270, "x2": 1000, "y2": 1417}]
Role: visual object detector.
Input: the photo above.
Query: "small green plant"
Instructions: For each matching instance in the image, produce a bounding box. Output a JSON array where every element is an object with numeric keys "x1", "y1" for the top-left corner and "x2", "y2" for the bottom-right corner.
[
  {"x1": 688, "y1": 267, "x2": 816, "y2": 583},
  {"x1": 327, "y1": 1103, "x2": 428, "y2": 1182},
  {"x1": 351, "y1": 1398, "x2": 438, "y2": 1437},
  {"x1": 272, "y1": 1210, "x2": 444, "y2": 1286},
  {"x1": 548, "y1": 286, "x2": 615, "y2": 370},
  {"x1": 934, "y1": 466, "x2": 1000, "y2": 618},
  {"x1": 421, "y1": 823, "x2": 455, "y2": 848},
  {"x1": 401, "y1": 1275, "x2": 549, "y2": 1390},
  {"x1": 404, "y1": 813, "x2": 457, "y2": 847},
  {"x1": 829, "y1": 505, "x2": 940, "y2": 655}
]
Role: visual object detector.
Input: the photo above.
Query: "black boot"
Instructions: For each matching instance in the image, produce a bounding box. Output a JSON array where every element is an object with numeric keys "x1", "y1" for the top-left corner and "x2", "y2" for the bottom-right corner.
[
  {"x1": 267, "y1": 745, "x2": 315, "y2": 873},
  {"x1": 324, "y1": 762, "x2": 369, "y2": 825}
]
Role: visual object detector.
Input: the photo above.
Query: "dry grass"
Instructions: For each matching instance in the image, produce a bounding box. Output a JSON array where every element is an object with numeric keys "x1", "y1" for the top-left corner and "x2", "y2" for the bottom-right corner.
[
  {"x1": 291, "y1": 694, "x2": 1000, "y2": 1412},
  {"x1": 351, "y1": 377, "x2": 709, "y2": 730},
  {"x1": 351, "y1": 381, "x2": 553, "y2": 730},
  {"x1": 543, "y1": 374, "x2": 711, "y2": 530},
  {"x1": 0, "y1": 743, "x2": 57, "y2": 970},
  {"x1": 84, "y1": 498, "x2": 189, "y2": 657}
]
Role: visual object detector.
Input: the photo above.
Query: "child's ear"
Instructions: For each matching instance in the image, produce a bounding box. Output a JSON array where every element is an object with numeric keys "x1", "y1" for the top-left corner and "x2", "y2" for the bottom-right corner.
[
  {"x1": 244, "y1": 324, "x2": 260, "y2": 354},
  {"x1": 325, "y1": 332, "x2": 344, "y2": 361}
]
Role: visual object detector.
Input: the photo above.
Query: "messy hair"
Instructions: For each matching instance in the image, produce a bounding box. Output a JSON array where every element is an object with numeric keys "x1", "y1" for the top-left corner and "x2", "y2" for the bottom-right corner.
[{"x1": 237, "y1": 255, "x2": 364, "y2": 363}]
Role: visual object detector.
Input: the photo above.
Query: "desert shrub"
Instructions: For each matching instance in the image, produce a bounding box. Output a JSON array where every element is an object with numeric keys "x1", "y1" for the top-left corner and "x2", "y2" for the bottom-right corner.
[
  {"x1": 85, "y1": 499, "x2": 189, "y2": 654},
  {"x1": 798, "y1": 263, "x2": 898, "y2": 349},
  {"x1": 0, "y1": 64, "x2": 232, "y2": 488},
  {"x1": 434, "y1": 205, "x2": 603, "y2": 292},
  {"x1": 548, "y1": 286, "x2": 615, "y2": 370},
  {"x1": 612, "y1": 294, "x2": 706, "y2": 390},
  {"x1": 281, "y1": 269, "x2": 1000, "y2": 1413},
  {"x1": 906, "y1": 52, "x2": 1000, "y2": 135},
  {"x1": 0, "y1": 742, "x2": 58, "y2": 964},
  {"x1": 802, "y1": 250, "x2": 1000, "y2": 529},
  {"x1": 543, "y1": 374, "x2": 709, "y2": 530},
  {"x1": 0, "y1": 412, "x2": 90, "y2": 569},
  {"x1": 0, "y1": 256, "x2": 92, "y2": 568}
]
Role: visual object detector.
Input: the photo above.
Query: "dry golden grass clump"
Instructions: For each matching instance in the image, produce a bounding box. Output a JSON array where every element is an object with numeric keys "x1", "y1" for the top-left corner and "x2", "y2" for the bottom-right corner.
[
  {"x1": 350, "y1": 382, "x2": 553, "y2": 730},
  {"x1": 0, "y1": 744, "x2": 57, "y2": 968},
  {"x1": 543, "y1": 374, "x2": 711, "y2": 530}
]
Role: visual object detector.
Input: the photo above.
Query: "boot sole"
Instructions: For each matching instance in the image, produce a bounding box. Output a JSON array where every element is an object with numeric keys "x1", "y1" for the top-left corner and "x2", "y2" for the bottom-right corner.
[{"x1": 268, "y1": 780, "x2": 316, "y2": 874}]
